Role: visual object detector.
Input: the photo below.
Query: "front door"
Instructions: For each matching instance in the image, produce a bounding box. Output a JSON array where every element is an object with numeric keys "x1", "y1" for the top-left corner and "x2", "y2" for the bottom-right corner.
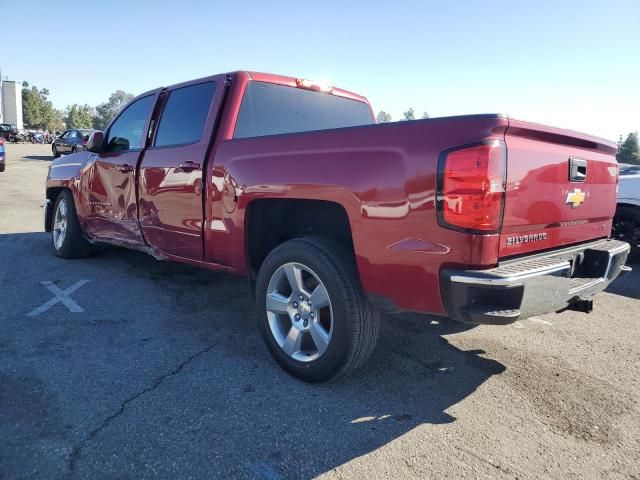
[
  {"x1": 137, "y1": 77, "x2": 225, "y2": 259},
  {"x1": 83, "y1": 93, "x2": 158, "y2": 245}
]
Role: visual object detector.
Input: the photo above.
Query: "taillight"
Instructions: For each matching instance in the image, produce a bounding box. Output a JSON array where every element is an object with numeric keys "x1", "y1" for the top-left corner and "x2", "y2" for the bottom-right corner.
[{"x1": 437, "y1": 140, "x2": 506, "y2": 233}]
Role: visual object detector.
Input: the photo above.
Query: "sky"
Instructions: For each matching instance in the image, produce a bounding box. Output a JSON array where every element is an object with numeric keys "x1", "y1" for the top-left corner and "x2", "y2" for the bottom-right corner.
[{"x1": 1, "y1": 0, "x2": 638, "y2": 141}]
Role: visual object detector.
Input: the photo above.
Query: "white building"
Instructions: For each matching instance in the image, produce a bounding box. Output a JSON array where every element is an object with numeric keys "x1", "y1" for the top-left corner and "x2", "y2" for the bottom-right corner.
[{"x1": 0, "y1": 80, "x2": 24, "y2": 129}]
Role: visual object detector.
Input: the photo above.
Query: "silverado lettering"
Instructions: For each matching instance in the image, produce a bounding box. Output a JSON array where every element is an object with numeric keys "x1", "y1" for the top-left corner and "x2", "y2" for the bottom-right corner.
[{"x1": 506, "y1": 233, "x2": 548, "y2": 246}]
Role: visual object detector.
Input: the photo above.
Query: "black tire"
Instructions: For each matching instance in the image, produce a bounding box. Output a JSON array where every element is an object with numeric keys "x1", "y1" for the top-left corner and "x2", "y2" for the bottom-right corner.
[
  {"x1": 613, "y1": 205, "x2": 640, "y2": 263},
  {"x1": 51, "y1": 190, "x2": 92, "y2": 259},
  {"x1": 71, "y1": 145, "x2": 78, "y2": 154},
  {"x1": 52, "y1": 145, "x2": 60, "y2": 158},
  {"x1": 256, "y1": 237, "x2": 380, "y2": 382},
  {"x1": 0, "y1": 162, "x2": 5, "y2": 173}
]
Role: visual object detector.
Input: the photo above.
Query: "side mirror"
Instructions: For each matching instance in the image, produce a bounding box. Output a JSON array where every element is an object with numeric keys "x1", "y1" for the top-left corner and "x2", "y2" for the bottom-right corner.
[
  {"x1": 87, "y1": 131, "x2": 105, "y2": 153},
  {"x1": 110, "y1": 136, "x2": 130, "y2": 152}
]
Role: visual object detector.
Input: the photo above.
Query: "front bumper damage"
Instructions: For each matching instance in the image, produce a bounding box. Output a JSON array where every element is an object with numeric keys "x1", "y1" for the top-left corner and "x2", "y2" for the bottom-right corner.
[{"x1": 441, "y1": 239, "x2": 631, "y2": 324}]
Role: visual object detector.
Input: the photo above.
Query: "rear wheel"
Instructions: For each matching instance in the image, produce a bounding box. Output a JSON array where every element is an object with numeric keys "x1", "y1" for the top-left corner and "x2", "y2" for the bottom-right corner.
[
  {"x1": 256, "y1": 237, "x2": 379, "y2": 382},
  {"x1": 51, "y1": 190, "x2": 92, "y2": 258},
  {"x1": 613, "y1": 205, "x2": 640, "y2": 263}
]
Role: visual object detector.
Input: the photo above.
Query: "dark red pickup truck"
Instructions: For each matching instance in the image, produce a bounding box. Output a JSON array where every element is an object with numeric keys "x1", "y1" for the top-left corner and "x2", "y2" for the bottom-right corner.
[{"x1": 45, "y1": 71, "x2": 631, "y2": 381}]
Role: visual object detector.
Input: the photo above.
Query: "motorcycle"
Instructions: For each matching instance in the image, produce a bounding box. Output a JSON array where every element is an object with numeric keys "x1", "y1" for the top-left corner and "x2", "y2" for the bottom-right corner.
[
  {"x1": 31, "y1": 131, "x2": 45, "y2": 144},
  {"x1": 13, "y1": 130, "x2": 28, "y2": 143}
]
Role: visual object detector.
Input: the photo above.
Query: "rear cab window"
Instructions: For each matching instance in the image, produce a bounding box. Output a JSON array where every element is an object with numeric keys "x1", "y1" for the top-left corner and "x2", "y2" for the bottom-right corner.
[{"x1": 233, "y1": 81, "x2": 373, "y2": 139}]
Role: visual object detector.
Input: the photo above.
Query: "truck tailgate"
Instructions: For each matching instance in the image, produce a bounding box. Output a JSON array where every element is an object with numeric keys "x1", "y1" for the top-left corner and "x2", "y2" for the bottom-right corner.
[{"x1": 500, "y1": 119, "x2": 619, "y2": 258}]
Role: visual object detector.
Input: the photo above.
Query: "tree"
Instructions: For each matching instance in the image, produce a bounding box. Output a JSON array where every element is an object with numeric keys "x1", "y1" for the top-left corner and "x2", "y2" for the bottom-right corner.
[
  {"x1": 403, "y1": 108, "x2": 415, "y2": 121},
  {"x1": 66, "y1": 104, "x2": 94, "y2": 129},
  {"x1": 93, "y1": 90, "x2": 134, "y2": 129},
  {"x1": 617, "y1": 132, "x2": 640, "y2": 165},
  {"x1": 376, "y1": 111, "x2": 392, "y2": 123},
  {"x1": 43, "y1": 107, "x2": 65, "y2": 132},
  {"x1": 21, "y1": 83, "x2": 64, "y2": 131},
  {"x1": 421, "y1": 111, "x2": 430, "y2": 119}
]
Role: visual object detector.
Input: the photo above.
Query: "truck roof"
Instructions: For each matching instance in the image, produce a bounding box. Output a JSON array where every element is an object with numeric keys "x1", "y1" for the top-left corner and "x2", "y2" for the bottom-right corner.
[
  {"x1": 135, "y1": 71, "x2": 370, "y2": 106},
  {"x1": 245, "y1": 71, "x2": 369, "y2": 104}
]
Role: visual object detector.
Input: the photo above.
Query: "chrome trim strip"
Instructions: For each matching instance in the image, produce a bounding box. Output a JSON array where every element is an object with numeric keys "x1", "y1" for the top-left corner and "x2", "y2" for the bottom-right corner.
[
  {"x1": 50, "y1": 163, "x2": 82, "y2": 168},
  {"x1": 450, "y1": 263, "x2": 570, "y2": 286},
  {"x1": 450, "y1": 241, "x2": 630, "y2": 288},
  {"x1": 569, "y1": 278, "x2": 604, "y2": 295}
]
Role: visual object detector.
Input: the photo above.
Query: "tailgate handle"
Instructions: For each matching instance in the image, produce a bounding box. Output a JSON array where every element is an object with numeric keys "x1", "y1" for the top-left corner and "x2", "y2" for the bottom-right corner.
[{"x1": 569, "y1": 157, "x2": 587, "y2": 182}]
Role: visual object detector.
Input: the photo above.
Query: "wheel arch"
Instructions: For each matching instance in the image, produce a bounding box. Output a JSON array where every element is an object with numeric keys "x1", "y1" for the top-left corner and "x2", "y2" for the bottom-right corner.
[
  {"x1": 45, "y1": 186, "x2": 71, "y2": 232},
  {"x1": 46, "y1": 153, "x2": 92, "y2": 231},
  {"x1": 244, "y1": 197, "x2": 358, "y2": 286}
]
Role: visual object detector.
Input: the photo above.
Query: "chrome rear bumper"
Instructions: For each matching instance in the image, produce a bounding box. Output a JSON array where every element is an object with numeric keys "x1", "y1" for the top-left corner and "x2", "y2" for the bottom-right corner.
[{"x1": 441, "y1": 239, "x2": 631, "y2": 324}]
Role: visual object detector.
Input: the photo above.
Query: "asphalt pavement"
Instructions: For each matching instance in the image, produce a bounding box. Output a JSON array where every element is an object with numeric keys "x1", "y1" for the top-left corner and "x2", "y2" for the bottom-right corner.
[{"x1": 1, "y1": 143, "x2": 639, "y2": 479}]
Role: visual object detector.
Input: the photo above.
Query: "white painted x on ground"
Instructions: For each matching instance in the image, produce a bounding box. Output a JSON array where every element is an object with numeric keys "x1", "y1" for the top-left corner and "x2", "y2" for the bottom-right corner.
[{"x1": 27, "y1": 280, "x2": 90, "y2": 316}]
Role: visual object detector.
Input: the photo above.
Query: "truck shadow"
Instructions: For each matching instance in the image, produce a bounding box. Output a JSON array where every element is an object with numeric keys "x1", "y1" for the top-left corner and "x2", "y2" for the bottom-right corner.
[
  {"x1": 1, "y1": 234, "x2": 504, "y2": 479},
  {"x1": 101, "y1": 246, "x2": 505, "y2": 478}
]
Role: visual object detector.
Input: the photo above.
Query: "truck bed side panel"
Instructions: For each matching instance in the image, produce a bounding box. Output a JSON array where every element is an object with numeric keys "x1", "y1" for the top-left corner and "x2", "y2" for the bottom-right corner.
[{"x1": 205, "y1": 115, "x2": 509, "y2": 315}]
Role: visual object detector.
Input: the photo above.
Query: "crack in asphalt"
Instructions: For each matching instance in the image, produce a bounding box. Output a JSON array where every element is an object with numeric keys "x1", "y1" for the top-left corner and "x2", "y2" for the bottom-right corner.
[
  {"x1": 389, "y1": 348, "x2": 441, "y2": 375},
  {"x1": 67, "y1": 343, "x2": 217, "y2": 476},
  {"x1": 453, "y1": 444, "x2": 520, "y2": 477}
]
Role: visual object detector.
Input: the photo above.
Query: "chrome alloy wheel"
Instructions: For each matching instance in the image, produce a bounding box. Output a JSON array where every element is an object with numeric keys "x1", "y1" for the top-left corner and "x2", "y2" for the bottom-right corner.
[
  {"x1": 265, "y1": 262, "x2": 333, "y2": 362},
  {"x1": 53, "y1": 198, "x2": 68, "y2": 250}
]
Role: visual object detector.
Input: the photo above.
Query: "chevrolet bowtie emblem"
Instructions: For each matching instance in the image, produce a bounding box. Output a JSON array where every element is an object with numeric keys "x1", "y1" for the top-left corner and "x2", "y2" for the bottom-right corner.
[{"x1": 566, "y1": 188, "x2": 586, "y2": 208}]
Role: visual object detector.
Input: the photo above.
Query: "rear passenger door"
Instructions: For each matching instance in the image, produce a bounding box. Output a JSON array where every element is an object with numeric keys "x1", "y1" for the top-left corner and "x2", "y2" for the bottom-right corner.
[{"x1": 138, "y1": 76, "x2": 226, "y2": 260}]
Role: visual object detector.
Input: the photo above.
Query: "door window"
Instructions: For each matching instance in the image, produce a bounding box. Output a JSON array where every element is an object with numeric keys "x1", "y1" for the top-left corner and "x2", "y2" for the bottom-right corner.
[
  {"x1": 107, "y1": 95, "x2": 155, "y2": 152},
  {"x1": 154, "y1": 82, "x2": 216, "y2": 147},
  {"x1": 68, "y1": 130, "x2": 79, "y2": 139},
  {"x1": 61, "y1": 131, "x2": 70, "y2": 139}
]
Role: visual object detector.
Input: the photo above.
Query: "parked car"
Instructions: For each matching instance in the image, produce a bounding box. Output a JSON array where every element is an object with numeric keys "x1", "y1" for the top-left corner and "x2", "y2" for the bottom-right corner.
[
  {"x1": 44, "y1": 71, "x2": 631, "y2": 382},
  {"x1": 0, "y1": 123, "x2": 18, "y2": 142},
  {"x1": 0, "y1": 137, "x2": 5, "y2": 172},
  {"x1": 614, "y1": 173, "x2": 640, "y2": 262},
  {"x1": 52, "y1": 129, "x2": 97, "y2": 158},
  {"x1": 619, "y1": 164, "x2": 640, "y2": 176}
]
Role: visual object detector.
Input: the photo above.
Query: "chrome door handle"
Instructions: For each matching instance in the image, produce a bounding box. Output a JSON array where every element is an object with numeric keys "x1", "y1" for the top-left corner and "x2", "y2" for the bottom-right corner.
[
  {"x1": 117, "y1": 164, "x2": 134, "y2": 173},
  {"x1": 178, "y1": 161, "x2": 201, "y2": 172}
]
